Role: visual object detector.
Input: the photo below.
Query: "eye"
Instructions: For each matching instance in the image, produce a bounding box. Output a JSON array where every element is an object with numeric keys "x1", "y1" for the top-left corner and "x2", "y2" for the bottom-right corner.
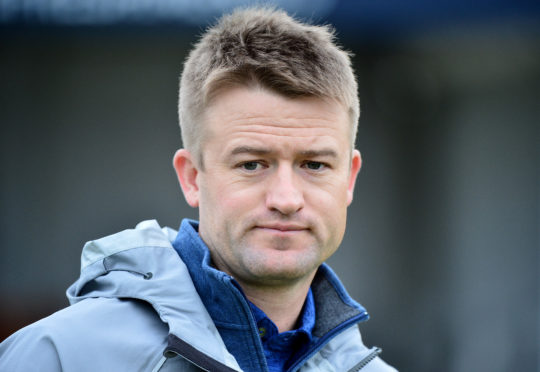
[
  {"x1": 239, "y1": 161, "x2": 263, "y2": 171},
  {"x1": 303, "y1": 161, "x2": 326, "y2": 171}
]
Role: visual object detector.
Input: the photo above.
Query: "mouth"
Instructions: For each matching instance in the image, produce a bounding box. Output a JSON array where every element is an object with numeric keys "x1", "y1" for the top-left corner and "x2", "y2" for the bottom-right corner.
[{"x1": 254, "y1": 223, "x2": 309, "y2": 233}]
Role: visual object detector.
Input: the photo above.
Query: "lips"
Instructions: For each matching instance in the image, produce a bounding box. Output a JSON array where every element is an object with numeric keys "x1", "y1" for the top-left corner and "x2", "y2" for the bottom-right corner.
[{"x1": 255, "y1": 223, "x2": 308, "y2": 232}]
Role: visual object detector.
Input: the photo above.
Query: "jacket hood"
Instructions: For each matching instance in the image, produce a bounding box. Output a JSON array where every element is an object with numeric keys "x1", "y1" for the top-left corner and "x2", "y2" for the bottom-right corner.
[{"x1": 66, "y1": 220, "x2": 241, "y2": 370}]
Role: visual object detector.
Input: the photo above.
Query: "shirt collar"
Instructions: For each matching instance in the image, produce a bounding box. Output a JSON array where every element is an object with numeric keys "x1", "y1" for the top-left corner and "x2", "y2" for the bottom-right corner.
[{"x1": 248, "y1": 287, "x2": 315, "y2": 343}]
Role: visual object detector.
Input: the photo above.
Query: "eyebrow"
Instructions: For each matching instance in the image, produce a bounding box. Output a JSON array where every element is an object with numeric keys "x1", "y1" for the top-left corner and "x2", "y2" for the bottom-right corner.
[
  {"x1": 298, "y1": 149, "x2": 338, "y2": 158},
  {"x1": 230, "y1": 146, "x2": 271, "y2": 156},
  {"x1": 229, "y1": 146, "x2": 338, "y2": 158}
]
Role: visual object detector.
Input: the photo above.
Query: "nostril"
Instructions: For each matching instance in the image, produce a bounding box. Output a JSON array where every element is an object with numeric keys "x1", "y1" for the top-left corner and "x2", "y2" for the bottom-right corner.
[
  {"x1": 266, "y1": 193, "x2": 304, "y2": 215},
  {"x1": 265, "y1": 168, "x2": 305, "y2": 214}
]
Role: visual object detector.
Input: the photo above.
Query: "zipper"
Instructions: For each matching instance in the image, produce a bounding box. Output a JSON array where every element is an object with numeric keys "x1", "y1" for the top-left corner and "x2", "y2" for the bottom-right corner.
[
  {"x1": 164, "y1": 334, "x2": 239, "y2": 372},
  {"x1": 347, "y1": 347, "x2": 382, "y2": 371},
  {"x1": 287, "y1": 312, "x2": 370, "y2": 372},
  {"x1": 163, "y1": 349, "x2": 210, "y2": 371}
]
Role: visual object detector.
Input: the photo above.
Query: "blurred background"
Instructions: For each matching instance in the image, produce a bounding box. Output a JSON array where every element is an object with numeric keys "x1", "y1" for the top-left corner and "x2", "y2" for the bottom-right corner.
[{"x1": 1, "y1": 0, "x2": 538, "y2": 371}]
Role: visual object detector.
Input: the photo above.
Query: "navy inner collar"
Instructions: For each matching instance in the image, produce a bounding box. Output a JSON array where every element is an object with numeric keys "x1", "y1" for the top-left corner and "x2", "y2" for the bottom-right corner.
[{"x1": 248, "y1": 287, "x2": 315, "y2": 345}]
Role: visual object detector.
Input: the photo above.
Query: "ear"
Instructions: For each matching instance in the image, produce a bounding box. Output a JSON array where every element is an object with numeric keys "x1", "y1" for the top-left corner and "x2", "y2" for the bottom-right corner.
[
  {"x1": 346, "y1": 149, "x2": 362, "y2": 205},
  {"x1": 173, "y1": 149, "x2": 200, "y2": 208}
]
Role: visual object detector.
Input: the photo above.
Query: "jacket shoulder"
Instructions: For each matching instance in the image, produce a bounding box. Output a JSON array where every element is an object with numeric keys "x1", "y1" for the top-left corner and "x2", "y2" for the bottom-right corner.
[
  {"x1": 0, "y1": 297, "x2": 168, "y2": 372},
  {"x1": 79, "y1": 219, "x2": 175, "y2": 270}
]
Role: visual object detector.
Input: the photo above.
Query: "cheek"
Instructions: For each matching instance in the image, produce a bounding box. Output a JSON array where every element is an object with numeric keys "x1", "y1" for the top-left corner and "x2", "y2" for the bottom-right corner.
[
  {"x1": 306, "y1": 181, "x2": 349, "y2": 231},
  {"x1": 202, "y1": 177, "x2": 262, "y2": 216},
  {"x1": 308, "y1": 177, "x2": 350, "y2": 206}
]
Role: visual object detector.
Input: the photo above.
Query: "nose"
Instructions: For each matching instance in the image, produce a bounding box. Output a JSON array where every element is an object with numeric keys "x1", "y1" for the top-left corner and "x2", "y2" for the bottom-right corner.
[{"x1": 265, "y1": 164, "x2": 304, "y2": 215}]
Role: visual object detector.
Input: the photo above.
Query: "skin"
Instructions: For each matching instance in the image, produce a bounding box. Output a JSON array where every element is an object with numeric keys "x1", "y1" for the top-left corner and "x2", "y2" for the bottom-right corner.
[{"x1": 174, "y1": 86, "x2": 361, "y2": 331}]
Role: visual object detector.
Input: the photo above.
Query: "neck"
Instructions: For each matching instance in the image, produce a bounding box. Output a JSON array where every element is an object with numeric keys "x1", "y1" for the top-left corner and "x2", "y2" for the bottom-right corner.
[{"x1": 238, "y1": 274, "x2": 315, "y2": 333}]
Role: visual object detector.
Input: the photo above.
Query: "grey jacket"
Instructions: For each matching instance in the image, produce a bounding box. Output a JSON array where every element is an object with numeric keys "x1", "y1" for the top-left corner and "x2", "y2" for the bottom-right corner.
[{"x1": 0, "y1": 220, "x2": 396, "y2": 371}]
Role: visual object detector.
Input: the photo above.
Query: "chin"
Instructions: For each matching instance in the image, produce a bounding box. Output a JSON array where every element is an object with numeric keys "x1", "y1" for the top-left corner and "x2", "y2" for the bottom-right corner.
[
  {"x1": 245, "y1": 269, "x2": 313, "y2": 286},
  {"x1": 246, "y1": 255, "x2": 320, "y2": 282}
]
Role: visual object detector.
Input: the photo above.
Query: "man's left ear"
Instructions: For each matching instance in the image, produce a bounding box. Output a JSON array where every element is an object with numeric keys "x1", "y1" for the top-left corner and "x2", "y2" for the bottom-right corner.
[{"x1": 347, "y1": 150, "x2": 362, "y2": 205}]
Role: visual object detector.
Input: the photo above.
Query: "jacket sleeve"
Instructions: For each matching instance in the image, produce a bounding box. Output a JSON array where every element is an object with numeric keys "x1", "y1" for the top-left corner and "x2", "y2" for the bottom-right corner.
[{"x1": 0, "y1": 322, "x2": 63, "y2": 371}]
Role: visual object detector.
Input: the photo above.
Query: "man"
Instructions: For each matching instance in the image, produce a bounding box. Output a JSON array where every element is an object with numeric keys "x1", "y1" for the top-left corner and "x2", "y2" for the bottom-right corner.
[{"x1": 0, "y1": 7, "x2": 396, "y2": 372}]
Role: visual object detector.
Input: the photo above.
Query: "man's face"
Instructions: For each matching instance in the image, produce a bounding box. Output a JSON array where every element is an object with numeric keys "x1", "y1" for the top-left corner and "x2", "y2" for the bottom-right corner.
[{"x1": 176, "y1": 86, "x2": 361, "y2": 288}]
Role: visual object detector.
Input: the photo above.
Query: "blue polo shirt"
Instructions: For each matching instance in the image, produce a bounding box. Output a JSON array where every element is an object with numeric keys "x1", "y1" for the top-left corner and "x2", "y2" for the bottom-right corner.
[{"x1": 248, "y1": 289, "x2": 315, "y2": 372}]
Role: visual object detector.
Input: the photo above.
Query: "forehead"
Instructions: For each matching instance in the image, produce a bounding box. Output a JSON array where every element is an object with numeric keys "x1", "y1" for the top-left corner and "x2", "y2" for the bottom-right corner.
[{"x1": 201, "y1": 87, "x2": 350, "y2": 152}]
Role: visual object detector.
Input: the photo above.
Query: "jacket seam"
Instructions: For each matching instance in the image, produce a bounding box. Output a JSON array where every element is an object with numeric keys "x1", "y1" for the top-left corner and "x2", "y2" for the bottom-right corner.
[{"x1": 82, "y1": 244, "x2": 172, "y2": 269}]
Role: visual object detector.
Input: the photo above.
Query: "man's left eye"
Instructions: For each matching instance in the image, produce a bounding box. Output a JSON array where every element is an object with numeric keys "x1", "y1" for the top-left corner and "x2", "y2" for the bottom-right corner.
[{"x1": 304, "y1": 161, "x2": 325, "y2": 170}]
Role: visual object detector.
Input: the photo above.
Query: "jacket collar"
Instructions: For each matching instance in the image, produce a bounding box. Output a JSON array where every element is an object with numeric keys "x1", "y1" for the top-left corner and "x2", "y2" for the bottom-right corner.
[{"x1": 66, "y1": 219, "x2": 241, "y2": 370}]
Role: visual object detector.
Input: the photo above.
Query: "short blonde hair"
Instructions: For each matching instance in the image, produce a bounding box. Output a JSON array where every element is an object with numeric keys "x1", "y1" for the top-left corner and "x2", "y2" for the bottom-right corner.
[{"x1": 179, "y1": 7, "x2": 359, "y2": 162}]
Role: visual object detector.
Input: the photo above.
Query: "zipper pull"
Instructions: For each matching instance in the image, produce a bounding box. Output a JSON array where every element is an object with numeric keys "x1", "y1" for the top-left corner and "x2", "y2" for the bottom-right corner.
[{"x1": 347, "y1": 347, "x2": 382, "y2": 371}]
